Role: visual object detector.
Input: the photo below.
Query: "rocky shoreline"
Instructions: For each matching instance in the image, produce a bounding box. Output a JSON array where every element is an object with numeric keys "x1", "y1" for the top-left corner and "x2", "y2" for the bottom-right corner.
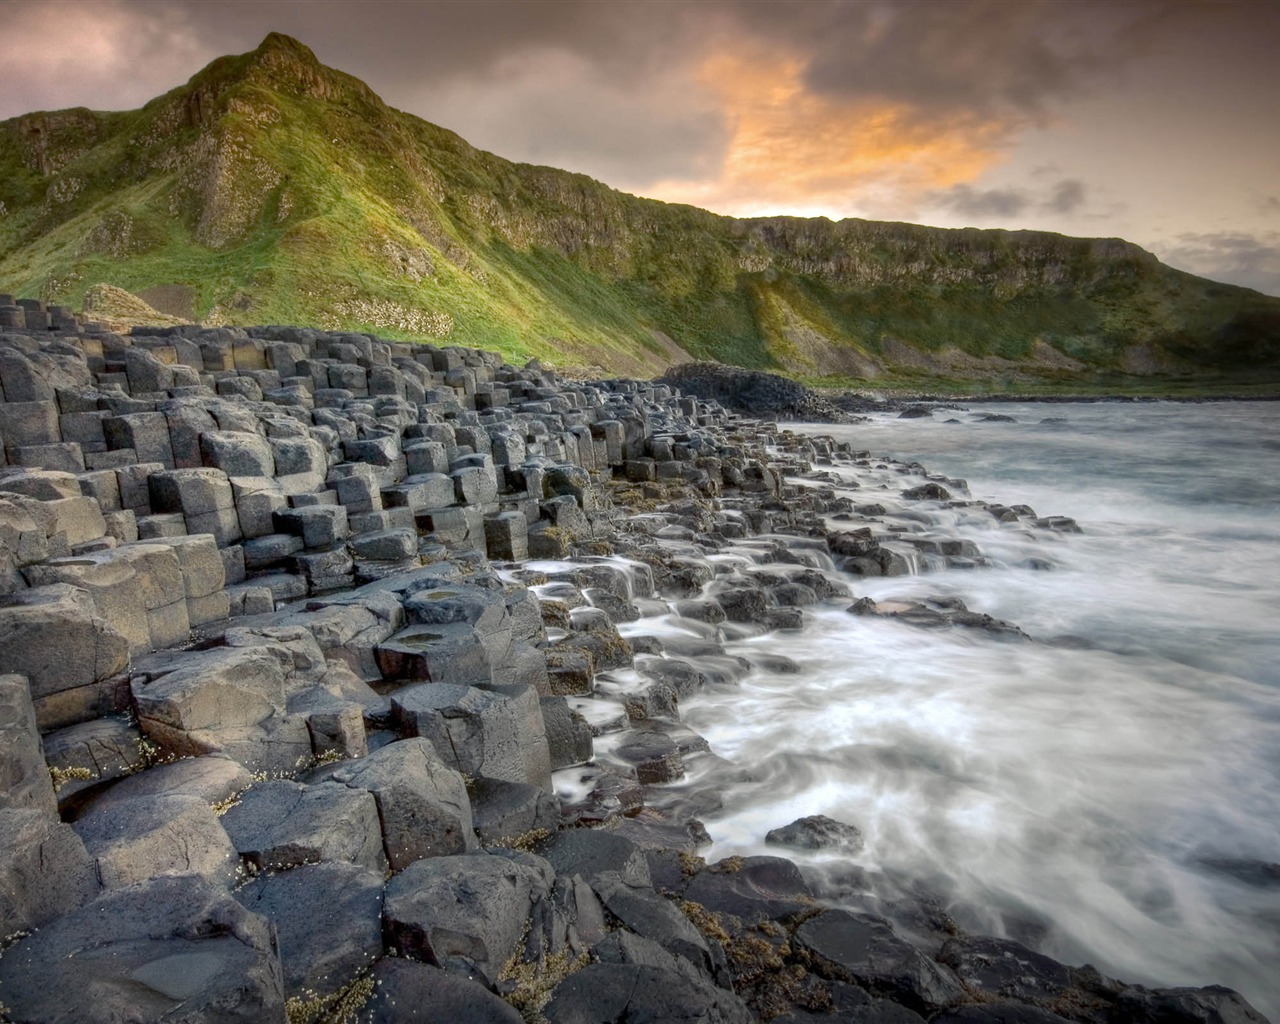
[{"x1": 0, "y1": 304, "x2": 1268, "y2": 1023}]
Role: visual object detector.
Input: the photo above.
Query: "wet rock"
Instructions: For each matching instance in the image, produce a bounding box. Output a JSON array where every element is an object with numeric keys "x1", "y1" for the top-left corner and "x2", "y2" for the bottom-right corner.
[
  {"x1": 614, "y1": 729, "x2": 685, "y2": 784},
  {"x1": 794, "y1": 908, "x2": 964, "y2": 1014},
  {"x1": 0, "y1": 875, "x2": 285, "y2": 1023},
  {"x1": 766, "y1": 814, "x2": 865, "y2": 853},
  {"x1": 540, "y1": 695, "x2": 594, "y2": 768},
  {"x1": 597, "y1": 877, "x2": 719, "y2": 980},
  {"x1": 357, "y1": 958, "x2": 525, "y2": 1023},
  {"x1": 1112, "y1": 984, "x2": 1270, "y2": 1024},
  {"x1": 556, "y1": 764, "x2": 645, "y2": 826},
  {"x1": 936, "y1": 934, "x2": 1073, "y2": 1006},
  {"x1": 542, "y1": 827, "x2": 653, "y2": 891},
  {"x1": 383, "y1": 849, "x2": 554, "y2": 986},
  {"x1": 470, "y1": 774, "x2": 559, "y2": 846},
  {"x1": 237, "y1": 861, "x2": 384, "y2": 999},
  {"x1": 543, "y1": 962, "x2": 754, "y2": 1024},
  {"x1": 902, "y1": 482, "x2": 952, "y2": 501},
  {"x1": 931, "y1": 1004, "x2": 1072, "y2": 1023},
  {"x1": 684, "y1": 856, "x2": 816, "y2": 925},
  {"x1": 714, "y1": 584, "x2": 771, "y2": 624}
]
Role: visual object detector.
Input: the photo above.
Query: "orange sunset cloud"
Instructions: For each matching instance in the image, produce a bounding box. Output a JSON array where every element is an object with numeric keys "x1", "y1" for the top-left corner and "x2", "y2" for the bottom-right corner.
[{"x1": 641, "y1": 50, "x2": 1012, "y2": 220}]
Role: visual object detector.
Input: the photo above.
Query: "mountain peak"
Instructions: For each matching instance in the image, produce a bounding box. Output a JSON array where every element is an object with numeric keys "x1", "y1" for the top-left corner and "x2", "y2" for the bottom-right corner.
[{"x1": 252, "y1": 32, "x2": 320, "y2": 67}]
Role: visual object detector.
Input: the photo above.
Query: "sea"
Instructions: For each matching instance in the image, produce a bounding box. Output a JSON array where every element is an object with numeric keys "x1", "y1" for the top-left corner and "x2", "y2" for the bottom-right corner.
[{"x1": 677, "y1": 400, "x2": 1280, "y2": 1018}]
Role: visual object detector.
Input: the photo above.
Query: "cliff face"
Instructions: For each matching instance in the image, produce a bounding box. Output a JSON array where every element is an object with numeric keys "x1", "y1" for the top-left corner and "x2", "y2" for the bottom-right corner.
[{"x1": 1, "y1": 33, "x2": 1276, "y2": 382}]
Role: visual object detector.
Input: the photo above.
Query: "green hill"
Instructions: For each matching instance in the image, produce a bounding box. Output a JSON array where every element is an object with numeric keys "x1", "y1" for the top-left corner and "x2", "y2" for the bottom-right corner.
[{"x1": 2, "y1": 32, "x2": 1277, "y2": 386}]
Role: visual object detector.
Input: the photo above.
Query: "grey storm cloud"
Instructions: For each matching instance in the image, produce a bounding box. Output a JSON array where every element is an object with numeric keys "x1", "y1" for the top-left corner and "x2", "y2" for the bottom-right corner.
[
  {"x1": 932, "y1": 185, "x2": 1031, "y2": 220},
  {"x1": 1044, "y1": 179, "x2": 1086, "y2": 215},
  {"x1": 1158, "y1": 232, "x2": 1280, "y2": 297},
  {"x1": 0, "y1": 0, "x2": 1190, "y2": 187},
  {"x1": 928, "y1": 179, "x2": 1088, "y2": 223}
]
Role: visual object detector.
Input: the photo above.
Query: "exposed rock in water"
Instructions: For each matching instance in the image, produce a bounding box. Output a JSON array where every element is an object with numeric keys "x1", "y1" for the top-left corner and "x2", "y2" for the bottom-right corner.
[{"x1": 657, "y1": 362, "x2": 852, "y2": 422}]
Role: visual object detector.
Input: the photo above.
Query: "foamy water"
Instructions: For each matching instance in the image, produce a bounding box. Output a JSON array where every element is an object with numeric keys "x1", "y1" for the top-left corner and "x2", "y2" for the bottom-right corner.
[{"x1": 678, "y1": 402, "x2": 1280, "y2": 1016}]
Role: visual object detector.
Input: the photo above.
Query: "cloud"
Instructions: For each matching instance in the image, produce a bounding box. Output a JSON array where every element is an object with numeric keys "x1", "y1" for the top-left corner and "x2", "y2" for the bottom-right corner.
[
  {"x1": 929, "y1": 185, "x2": 1031, "y2": 220},
  {"x1": 921, "y1": 178, "x2": 1089, "y2": 225},
  {"x1": 637, "y1": 49, "x2": 1009, "y2": 219},
  {"x1": 1044, "y1": 179, "x2": 1086, "y2": 214},
  {"x1": 1156, "y1": 232, "x2": 1280, "y2": 297},
  {"x1": 0, "y1": 0, "x2": 1260, "y2": 238},
  {"x1": 0, "y1": 1, "x2": 212, "y2": 117}
]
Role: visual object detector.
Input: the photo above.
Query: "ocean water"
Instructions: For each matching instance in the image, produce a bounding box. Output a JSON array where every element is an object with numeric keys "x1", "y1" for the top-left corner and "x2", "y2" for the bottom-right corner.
[{"x1": 680, "y1": 401, "x2": 1280, "y2": 1017}]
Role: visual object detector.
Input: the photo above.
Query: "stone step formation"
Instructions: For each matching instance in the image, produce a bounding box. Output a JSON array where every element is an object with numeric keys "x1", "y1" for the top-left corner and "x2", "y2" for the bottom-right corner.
[{"x1": 0, "y1": 306, "x2": 1265, "y2": 1024}]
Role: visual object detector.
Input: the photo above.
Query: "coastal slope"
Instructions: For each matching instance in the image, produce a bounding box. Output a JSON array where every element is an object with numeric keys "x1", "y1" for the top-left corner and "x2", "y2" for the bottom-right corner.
[{"x1": 2, "y1": 32, "x2": 1278, "y2": 383}]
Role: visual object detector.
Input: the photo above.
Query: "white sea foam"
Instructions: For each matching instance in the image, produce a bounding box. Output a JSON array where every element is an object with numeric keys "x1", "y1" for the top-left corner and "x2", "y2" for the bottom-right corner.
[{"x1": 678, "y1": 401, "x2": 1280, "y2": 1017}]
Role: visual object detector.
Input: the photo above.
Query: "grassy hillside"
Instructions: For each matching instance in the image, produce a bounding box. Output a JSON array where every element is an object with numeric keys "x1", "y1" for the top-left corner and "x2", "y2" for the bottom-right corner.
[{"x1": 2, "y1": 33, "x2": 1277, "y2": 384}]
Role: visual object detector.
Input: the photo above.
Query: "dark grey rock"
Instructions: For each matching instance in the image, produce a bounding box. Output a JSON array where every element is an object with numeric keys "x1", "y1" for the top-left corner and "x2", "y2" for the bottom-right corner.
[
  {"x1": 0, "y1": 806, "x2": 98, "y2": 935},
  {"x1": 355, "y1": 958, "x2": 524, "y2": 1023},
  {"x1": 614, "y1": 730, "x2": 685, "y2": 784},
  {"x1": 540, "y1": 695, "x2": 594, "y2": 768},
  {"x1": 765, "y1": 814, "x2": 865, "y2": 853},
  {"x1": 321, "y1": 737, "x2": 477, "y2": 869},
  {"x1": 794, "y1": 908, "x2": 964, "y2": 1014},
  {"x1": 1112, "y1": 984, "x2": 1270, "y2": 1024},
  {"x1": 383, "y1": 850, "x2": 554, "y2": 986},
  {"x1": 543, "y1": 963, "x2": 754, "y2": 1024},
  {"x1": 220, "y1": 778, "x2": 388, "y2": 873},
  {"x1": 238, "y1": 861, "x2": 384, "y2": 998},
  {"x1": 0, "y1": 672, "x2": 57, "y2": 814},
  {"x1": 0, "y1": 875, "x2": 284, "y2": 1023},
  {"x1": 596, "y1": 878, "x2": 717, "y2": 980},
  {"x1": 937, "y1": 935, "x2": 1072, "y2": 1006},
  {"x1": 683, "y1": 856, "x2": 815, "y2": 924},
  {"x1": 931, "y1": 1005, "x2": 1072, "y2": 1024},
  {"x1": 73, "y1": 792, "x2": 238, "y2": 889},
  {"x1": 470, "y1": 775, "x2": 559, "y2": 846},
  {"x1": 542, "y1": 828, "x2": 653, "y2": 890},
  {"x1": 392, "y1": 683, "x2": 551, "y2": 791}
]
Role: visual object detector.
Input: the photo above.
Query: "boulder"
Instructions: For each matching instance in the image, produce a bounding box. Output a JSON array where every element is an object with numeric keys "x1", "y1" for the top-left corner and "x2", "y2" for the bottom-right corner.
[
  {"x1": 219, "y1": 778, "x2": 388, "y2": 873},
  {"x1": 199, "y1": 430, "x2": 275, "y2": 477},
  {"x1": 73, "y1": 793, "x2": 239, "y2": 889},
  {"x1": 355, "y1": 958, "x2": 525, "y2": 1024},
  {"x1": 542, "y1": 828, "x2": 652, "y2": 891},
  {"x1": 0, "y1": 584, "x2": 130, "y2": 701},
  {"x1": 543, "y1": 963, "x2": 753, "y2": 1024},
  {"x1": 383, "y1": 850, "x2": 554, "y2": 986},
  {"x1": 0, "y1": 875, "x2": 285, "y2": 1023},
  {"x1": 392, "y1": 683, "x2": 552, "y2": 791},
  {"x1": 237, "y1": 861, "x2": 385, "y2": 998},
  {"x1": 319, "y1": 737, "x2": 477, "y2": 869},
  {"x1": 470, "y1": 775, "x2": 560, "y2": 846},
  {"x1": 765, "y1": 814, "x2": 865, "y2": 853},
  {"x1": 794, "y1": 909, "x2": 964, "y2": 1014},
  {"x1": 683, "y1": 856, "x2": 815, "y2": 924},
  {"x1": 0, "y1": 673, "x2": 57, "y2": 814},
  {"x1": 0, "y1": 806, "x2": 98, "y2": 935},
  {"x1": 88, "y1": 753, "x2": 251, "y2": 816},
  {"x1": 130, "y1": 646, "x2": 309, "y2": 771}
]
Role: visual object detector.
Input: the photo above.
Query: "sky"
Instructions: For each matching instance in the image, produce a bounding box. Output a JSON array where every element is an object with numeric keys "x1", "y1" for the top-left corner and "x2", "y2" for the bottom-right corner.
[{"x1": 2, "y1": 0, "x2": 1278, "y2": 295}]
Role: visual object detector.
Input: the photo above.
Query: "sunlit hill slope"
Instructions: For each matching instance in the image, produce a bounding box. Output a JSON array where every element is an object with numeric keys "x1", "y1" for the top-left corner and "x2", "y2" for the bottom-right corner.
[{"x1": 2, "y1": 33, "x2": 1277, "y2": 384}]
